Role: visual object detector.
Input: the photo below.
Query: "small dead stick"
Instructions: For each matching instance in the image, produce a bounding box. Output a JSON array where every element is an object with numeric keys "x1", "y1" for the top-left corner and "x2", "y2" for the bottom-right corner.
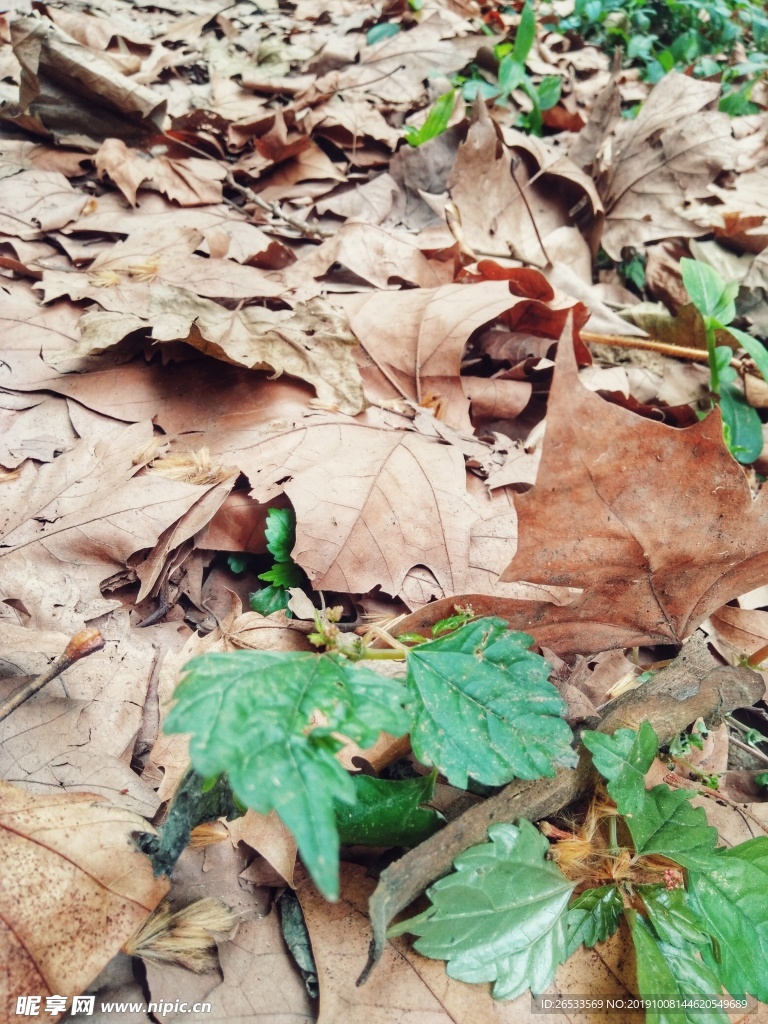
[
  {"x1": 358, "y1": 633, "x2": 763, "y2": 984},
  {"x1": 0, "y1": 628, "x2": 105, "y2": 724}
]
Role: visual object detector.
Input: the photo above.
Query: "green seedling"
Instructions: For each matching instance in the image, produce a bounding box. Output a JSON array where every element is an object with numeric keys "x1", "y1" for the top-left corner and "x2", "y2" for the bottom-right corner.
[
  {"x1": 249, "y1": 507, "x2": 305, "y2": 615},
  {"x1": 681, "y1": 257, "x2": 768, "y2": 464}
]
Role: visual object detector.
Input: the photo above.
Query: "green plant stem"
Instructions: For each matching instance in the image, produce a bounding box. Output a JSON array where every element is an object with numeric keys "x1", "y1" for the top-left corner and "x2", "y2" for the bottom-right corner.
[
  {"x1": 607, "y1": 814, "x2": 620, "y2": 856},
  {"x1": 705, "y1": 321, "x2": 720, "y2": 394}
]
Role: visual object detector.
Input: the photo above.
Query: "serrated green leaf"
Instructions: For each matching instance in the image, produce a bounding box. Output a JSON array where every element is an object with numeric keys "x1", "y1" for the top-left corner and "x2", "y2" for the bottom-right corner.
[
  {"x1": 264, "y1": 507, "x2": 296, "y2": 562},
  {"x1": 164, "y1": 651, "x2": 410, "y2": 899},
  {"x1": 627, "y1": 911, "x2": 729, "y2": 1024},
  {"x1": 249, "y1": 584, "x2": 290, "y2": 615},
  {"x1": 680, "y1": 258, "x2": 737, "y2": 324},
  {"x1": 625, "y1": 785, "x2": 718, "y2": 860},
  {"x1": 405, "y1": 617, "x2": 575, "y2": 789},
  {"x1": 258, "y1": 560, "x2": 304, "y2": 588},
  {"x1": 638, "y1": 886, "x2": 711, "y2": 947},
  {"x1": 582, "y1": 720, "x2": 658, "y2": 817},
  {"x1": 678, "y1": 839, "x2": 768, "y2": 1002},
  {"x1": 336, "y1": 771, "x2": 444, "y2": 847},
  {"x1": 391, "y1": 821, "x2": 575, "y2": 1000},
  {"x1": 566, "y1": 885, "x2": 623, "y2": 956}
]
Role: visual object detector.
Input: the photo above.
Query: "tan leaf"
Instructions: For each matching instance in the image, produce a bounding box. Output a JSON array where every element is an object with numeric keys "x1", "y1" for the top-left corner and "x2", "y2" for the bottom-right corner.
[
  {"x1": 38, "y1": 227, "x2": 284, "y2": 314},
  {"x1": 223, "y1": 809, "x2": 298, "y2": 887},
  {"x1": 72, "y1": 291, "x2": 365, "y2": 417},
  {"x1": 340, "y1": 277, "x2": 583, "y2": 431},
  {"x1": 94, "y1": 138, "x2": 226, "y2": 206},
  {"x1": 7, "y1": 15, "x2": 165, "y2": 144},
  {"x1": 577, "y1": 73, "x2": 737, "y2": 259},
  {"x1": 0, "y1": 168, "x2": 89, "y2": 239},
  {"x1": 0, "y1": 781, "x2": 168, "y2": 1020}
]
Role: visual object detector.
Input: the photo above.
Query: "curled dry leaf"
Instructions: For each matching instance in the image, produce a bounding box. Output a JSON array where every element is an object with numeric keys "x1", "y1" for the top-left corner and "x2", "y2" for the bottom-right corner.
[
  {"x1": 0, "y1": 781, "x2": 168, "y2": 1020},
  {"x1": 94, "y1": 138, "x2": 226, "y2": 206}
]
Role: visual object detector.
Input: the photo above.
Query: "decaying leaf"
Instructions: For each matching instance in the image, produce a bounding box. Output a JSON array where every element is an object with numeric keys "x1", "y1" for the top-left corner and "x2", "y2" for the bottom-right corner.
[{"x1": 0, "y1": 781, "x2": 168, "y2": 1020}]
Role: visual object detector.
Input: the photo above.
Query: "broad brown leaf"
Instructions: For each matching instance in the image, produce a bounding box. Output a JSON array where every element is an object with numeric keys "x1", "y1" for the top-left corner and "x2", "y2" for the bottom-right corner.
[
  {"x1": 495, "y1": 317, "x2": 768, "y2": 653},
  {"x1": 0, "y1": 781, "x2": 168, "y2": 1021}
]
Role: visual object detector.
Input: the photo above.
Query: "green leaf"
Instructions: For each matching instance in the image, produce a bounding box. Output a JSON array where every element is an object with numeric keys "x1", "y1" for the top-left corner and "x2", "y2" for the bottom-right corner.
[
  {"x1": 249, "y1": 584, "x2": 290, "y2": 616},
  {"x1": 497, "y1": 54, "x2": 526, "y2": 97},
  {"x1": 512, "y1": 1, "x2": 536, "y2": 65},
  {"x1": 264, "y1": 507, "x2": 296, "y2": 562},
  {"x1": 566, "y1": 885, "x2": 624, "y2": 956},
  {"x1": 258, "y1": 560, "x2": 304, "y2": 588},
  {"x1": 680, "y1": 839, "x2": 768, "y2": 1002},
  {"x1": 391, "y1": 821, "x2": 575, "y2": 1000},
  {"x1": 227, "y1": 553, "x2": 249, "y2": 574},
  {"x1": 638, "y1": 886, "x2": 711, "y2": 947},
  {"x1": 366, "y1": 21, "x2": 400, "y2": 46},
  {"x1": 405, "y1": 617, "x2": 576, "y2": 789},
  {"x1": 403, "y1": 90, "x2": 456, "y2": 147},
  {"x1": 582, "y1": 720, "x2": 658, "y2": 817},
  {"x1": 717, "y1": 379, "x2": 763, "y2": 464},
  {"x1": 164, "y1": 651, "x2": 410, "y2": 899},
  {"x1": 627, "y1": 911, "x2": 729, "y2": 1024},
  {"x1": 680, "y1": 258, "x2": 738, "y2": 324},
  {"x1": 625, "y1": 785, "x2": 718, "y2": 860},
  {"x1": 536, "y1": 75, "x2": 562, "y2": 111},
  {"x1": 335, "y1": 770, "x2": 443, "y2": 847},
  {"x1": 724, "y1": 325, "x2": 768, "y2": 385}
]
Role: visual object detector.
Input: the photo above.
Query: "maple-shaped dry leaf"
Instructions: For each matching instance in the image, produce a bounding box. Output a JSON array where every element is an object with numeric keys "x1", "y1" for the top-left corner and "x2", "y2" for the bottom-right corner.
[
  {"x1": 0, "y1": 781, "x2": 168, "y2": 1021},
  {"x1": 95, "y1": 138, "x2": 226, "y2": 206},
  {"x1": 489, "y1": 316, "x2": 768, "y2": 654}
]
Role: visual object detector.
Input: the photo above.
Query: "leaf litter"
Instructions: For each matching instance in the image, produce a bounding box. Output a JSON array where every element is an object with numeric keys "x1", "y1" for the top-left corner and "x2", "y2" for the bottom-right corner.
[{"x1": 1, "y1": 0, "x2": 768, "y2": 1020}]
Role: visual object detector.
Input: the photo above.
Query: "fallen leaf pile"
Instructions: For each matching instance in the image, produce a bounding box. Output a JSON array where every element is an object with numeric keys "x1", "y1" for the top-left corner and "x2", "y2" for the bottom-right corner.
[{"x1": 1, "y1": 0, "x2": 768, "y2": 1020}]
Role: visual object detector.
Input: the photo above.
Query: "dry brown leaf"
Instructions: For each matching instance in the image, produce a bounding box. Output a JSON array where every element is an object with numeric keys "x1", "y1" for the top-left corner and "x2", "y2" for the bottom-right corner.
[
  {"x1": 491, "y1": 317, "x2": 768, "y2": 653},
  {"x1": 94, "y1": 138, "x2": 226, "y2": 206},
  {"x1": 171, "y1": 910, "x2": 314, "y2": 1022},
  {"x1": 339, "y1": 277, "x2": 583, "y2": 431},
  {"x1": 73, "y1": 292, "x2": 365, "y2": 416},
  {"x1": 0, "y1": 168, "x2": 89, "y2": 239},
  {"x1": 448, "y1": 104, "x2": 594, "y2": 267},
  {"x1": 0, "y1": 620, "x2": 164, "y2": 815},
  {"x1": 39, "y1": 226, "x2": 284, "y2": 311},
  {"x1": 280, "y1": 221, "x2": 446, "y2": 296},
  {"x1": 223, "y1": 809, "x2": 298, "y2": 887},
  {"x1": 576, "y1": 72, "x2": 739, "y2": 259},
  {"x1": 0, "y1": 781, "x2": 168, "y2": 1020},
  {"x1": 6, "y1": 15, "x2": 166, "y2": 144}
]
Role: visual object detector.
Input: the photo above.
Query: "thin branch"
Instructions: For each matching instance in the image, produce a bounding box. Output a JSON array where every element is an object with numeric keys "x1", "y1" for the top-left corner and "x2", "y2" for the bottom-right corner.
[
  {"x1": 0, "y1": 628, "x2": 105, "y2": 724},
  {"x1": 580, "y1": 330, "x2": 746, "y2": 371}
]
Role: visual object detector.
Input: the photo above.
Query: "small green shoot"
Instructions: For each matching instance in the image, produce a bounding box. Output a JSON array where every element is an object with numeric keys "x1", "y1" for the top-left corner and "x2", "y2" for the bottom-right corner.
[
  {"x1": 249, "y1": 507, "x2": 305, "y2": 616},
  {"x1": 681, "y1": 257, "x2": 768, "y2": 464},
  {"x1": 403, "y1": 90, "x2": 457, "y2": 147}
]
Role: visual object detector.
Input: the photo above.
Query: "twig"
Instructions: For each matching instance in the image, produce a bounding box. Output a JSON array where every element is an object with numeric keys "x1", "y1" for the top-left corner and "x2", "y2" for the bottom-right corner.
[
  {"x1": 0, "y1": 628, "x2": 105, "y2": 724},
  {"x1": 730, "y1": 734, "x2": 768, "y2": 765},
  {"x1": 159, "y1": 129, "x2": 334, "y2": 240},
  {"x1": 580, "y1": 330, "x2": 746, "y2": 371}
]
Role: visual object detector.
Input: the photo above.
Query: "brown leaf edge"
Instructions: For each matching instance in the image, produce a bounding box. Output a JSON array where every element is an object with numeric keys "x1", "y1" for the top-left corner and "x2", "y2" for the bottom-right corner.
[{"x1": 358, "y1": 632, "x2": 763, "y2": 984}]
